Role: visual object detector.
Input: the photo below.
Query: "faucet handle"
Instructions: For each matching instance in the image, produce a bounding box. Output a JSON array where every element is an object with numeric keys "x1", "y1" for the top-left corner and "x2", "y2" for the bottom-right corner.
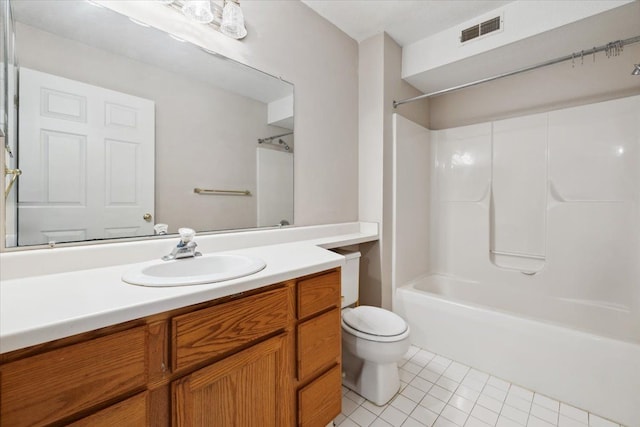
[{"x1": 178, "y1": 227, "x2": 196, "y2": 243}]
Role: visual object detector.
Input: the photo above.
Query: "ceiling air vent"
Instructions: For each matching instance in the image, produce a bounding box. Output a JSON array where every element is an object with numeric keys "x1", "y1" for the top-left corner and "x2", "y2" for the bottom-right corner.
[
  {"x1": 460, "y1": 15, "x2": 502, "y2": 43},
  {"x1": 461, "y1": 26, "x2": 480, "y2": 43}
]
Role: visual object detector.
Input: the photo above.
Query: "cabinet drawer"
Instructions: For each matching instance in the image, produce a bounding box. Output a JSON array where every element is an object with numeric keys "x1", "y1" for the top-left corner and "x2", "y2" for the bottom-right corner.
[
  {"x1": 297, "y1": 270, "x2": 340, "y2": 319},
  {"x1": 173, "y1": 286, "x2": 288, "y2": 372},
  {"x1": 0, "y1": 326, "x2": 147, "y2": 427},
  {"x1": 68, "y1": 391, "x2": 148, "y2": 427},
  {"x1": 297, "y1": 308, "x2": 341, "y2": 381},
  {"x1": 298, "y1": 364, "x2": 342, "y2": 427}
]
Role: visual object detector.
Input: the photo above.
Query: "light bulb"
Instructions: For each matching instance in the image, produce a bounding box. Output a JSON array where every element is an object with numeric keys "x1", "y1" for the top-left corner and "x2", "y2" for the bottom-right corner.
[
  {"x1": 182, "y1": 0, "x2": 214, "y2": 24},
  {"x1": 220, "y1": 1, "x2": 247, "y2": 39}
]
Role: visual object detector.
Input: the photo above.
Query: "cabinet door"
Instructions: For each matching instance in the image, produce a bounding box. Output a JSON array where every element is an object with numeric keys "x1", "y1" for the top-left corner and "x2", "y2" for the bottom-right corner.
[{"x1": 172, "y1": 334, "x2": 288, "y2": 427}]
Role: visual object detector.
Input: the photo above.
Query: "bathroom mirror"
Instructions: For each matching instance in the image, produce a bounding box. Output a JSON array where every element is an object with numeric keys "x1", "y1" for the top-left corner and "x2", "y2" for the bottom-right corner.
[{"x1": 2, "y1": 0, "x2": 294, "y2": 247}]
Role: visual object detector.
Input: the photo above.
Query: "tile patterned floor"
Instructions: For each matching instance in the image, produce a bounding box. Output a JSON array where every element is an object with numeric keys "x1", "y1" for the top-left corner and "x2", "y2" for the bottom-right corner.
[{"x1": 334, "y1": 345, "x2": 625, "y2": 427}]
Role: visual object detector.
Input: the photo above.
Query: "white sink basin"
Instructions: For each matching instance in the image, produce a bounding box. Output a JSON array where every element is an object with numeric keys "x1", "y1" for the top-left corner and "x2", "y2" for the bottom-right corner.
[{"x1": 122, "y1": 254, "x2": 266, "y2": 287}]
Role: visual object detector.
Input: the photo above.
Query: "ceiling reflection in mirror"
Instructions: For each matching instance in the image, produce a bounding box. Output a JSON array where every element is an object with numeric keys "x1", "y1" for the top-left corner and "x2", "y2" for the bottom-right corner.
[{"x1": 3, "y1": 0, "x2": 294, "y2": 248}]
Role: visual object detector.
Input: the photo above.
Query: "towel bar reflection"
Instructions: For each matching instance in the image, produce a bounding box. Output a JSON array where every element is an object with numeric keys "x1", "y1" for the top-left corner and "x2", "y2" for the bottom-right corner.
[
  {"x1": 4, "y1": 167, "x2": 22, "y2": 200},
  {"x1": 194, "y1": 188, "x2": 251, "y2": 196}
]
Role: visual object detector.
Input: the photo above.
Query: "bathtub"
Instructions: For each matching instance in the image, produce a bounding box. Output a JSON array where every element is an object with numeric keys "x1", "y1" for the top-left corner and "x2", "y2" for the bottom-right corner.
[{"x1": 394, "y1": 274, "x2": 640, "y2": 426}]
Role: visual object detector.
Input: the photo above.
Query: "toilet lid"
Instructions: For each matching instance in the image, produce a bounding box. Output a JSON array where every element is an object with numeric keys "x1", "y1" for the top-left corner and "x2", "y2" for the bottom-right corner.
[{"x1": 342, "y1": 306, "x2": 408, "y2": 337}]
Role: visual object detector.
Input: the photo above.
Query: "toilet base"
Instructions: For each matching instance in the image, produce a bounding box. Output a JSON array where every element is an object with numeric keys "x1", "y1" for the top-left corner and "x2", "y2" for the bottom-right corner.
[
  {"x1": 342, "y1": 349, "x2": 401, "y2": 406},
  {"x1": 357, "y1": 360, "x2": 401, "y2": 406}
]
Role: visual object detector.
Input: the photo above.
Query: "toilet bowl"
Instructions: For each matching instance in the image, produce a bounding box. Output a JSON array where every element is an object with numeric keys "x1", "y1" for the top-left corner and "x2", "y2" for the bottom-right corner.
[
  {"x1": 330, "y1": 248, "x2": 411, "y2": 406},
  {"x1": 341, "y1": 305, "x2": 411, "y2": 406}
]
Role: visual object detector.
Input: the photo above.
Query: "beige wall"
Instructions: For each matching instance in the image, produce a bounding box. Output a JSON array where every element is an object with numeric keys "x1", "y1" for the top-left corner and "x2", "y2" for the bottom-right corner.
[
  {"x1": 101, "y1": 1, "x2": 359, "y2": 228},
  {"x1": 358, "y1": 35, "x2": 385, "y2": 307},
  {"x1": 358, "y1": 33, "x2": 429, "y2": 308},
  {"x1": 430, "y1": 43, "x2": 640, "y2": 129},
  {"x1": 16, "y1": 22, "x2": 292, "y2": 234}
]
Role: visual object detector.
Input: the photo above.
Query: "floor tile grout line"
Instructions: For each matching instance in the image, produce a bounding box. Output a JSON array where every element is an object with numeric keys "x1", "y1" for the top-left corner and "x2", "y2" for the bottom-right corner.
[
  {"x1": 340, "y1": 345, "x2": 627, "y2": 427},
  {"x1": 429, "y1": 361, "x2": 471, "y2": 427}
]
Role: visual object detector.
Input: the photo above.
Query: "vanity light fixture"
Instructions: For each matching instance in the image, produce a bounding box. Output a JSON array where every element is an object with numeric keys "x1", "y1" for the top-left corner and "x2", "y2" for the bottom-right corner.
[
  {"x1": 161, "y1": 0, "x2": 247, "y2": 40},
  {"x1": 632, "y1": 64, "x2": 640, "y2": 75}
]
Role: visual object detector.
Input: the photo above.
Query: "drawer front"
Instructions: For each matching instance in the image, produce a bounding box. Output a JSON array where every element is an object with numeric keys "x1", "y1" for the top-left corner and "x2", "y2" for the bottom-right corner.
[
  {"x1": 173, "y1": 286, "x2": 288, "y2": 372},
  {"x1": 298, "y1": 364, "x2": 342, "y2": 427},
  {"x1": 0, "y1": 326, "x2": 147, "y2": 427},
  {"x1": 68, "y1": 391, "x2": 148, "y2": 427},
  {"x1": 297, "y1": 308, "x2": 341, "y2": 382},
  {"x1": 297, "y1": 270, "x2": 340, "y2": 319}
]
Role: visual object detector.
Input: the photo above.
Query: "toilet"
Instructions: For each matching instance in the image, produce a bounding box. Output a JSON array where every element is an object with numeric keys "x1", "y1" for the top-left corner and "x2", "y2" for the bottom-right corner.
[{"x1": 334, "y1": 249, "x2": 411, "y2": 406}]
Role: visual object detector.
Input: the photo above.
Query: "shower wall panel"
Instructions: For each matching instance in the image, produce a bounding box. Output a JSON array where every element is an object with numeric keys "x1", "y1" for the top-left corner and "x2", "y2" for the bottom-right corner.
[
  {"x1": 392, "y1": 115, "x2": 431, "y2": 291},
  {"x1": 546, "y1": 96, "x2": 640, "y2": 317},
  {"x1": 430, "y1": 123, "x2": 491, "y2": 281},
  {"x1": 491, "y1": 114, "x2": 547, "y2": 272},
  {"x1": 425, "y1": 95, "x2": 640, "y2": 330}
]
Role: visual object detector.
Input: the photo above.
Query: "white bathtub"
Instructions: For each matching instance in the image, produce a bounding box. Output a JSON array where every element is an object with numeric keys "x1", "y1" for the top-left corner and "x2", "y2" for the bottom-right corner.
[{"x1": 395, "y1": 274, "x2": 640, "y2": 426}]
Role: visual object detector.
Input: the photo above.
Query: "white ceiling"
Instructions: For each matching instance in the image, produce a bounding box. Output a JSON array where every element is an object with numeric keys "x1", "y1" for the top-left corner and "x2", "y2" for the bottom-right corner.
[{"x1": 300, "y1": 0, "x2": 514, "y2": 46}]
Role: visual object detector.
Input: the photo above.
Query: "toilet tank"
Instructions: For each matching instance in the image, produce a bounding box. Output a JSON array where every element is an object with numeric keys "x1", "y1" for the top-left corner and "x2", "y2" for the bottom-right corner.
[{"x1": 331, "y1": 249, "x2": 360, "y2": 308}]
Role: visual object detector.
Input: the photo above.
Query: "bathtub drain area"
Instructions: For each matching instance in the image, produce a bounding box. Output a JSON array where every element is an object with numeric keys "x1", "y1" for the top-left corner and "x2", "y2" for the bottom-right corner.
[{"x1": 335, "y1": 345, "x2": 625, "y2": 427}]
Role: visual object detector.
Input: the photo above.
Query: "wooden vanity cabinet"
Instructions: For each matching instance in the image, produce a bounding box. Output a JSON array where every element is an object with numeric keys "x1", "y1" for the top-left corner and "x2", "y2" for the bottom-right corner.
[{"x1": 0, "y1": 268, "x2": 342, "y2": 427}]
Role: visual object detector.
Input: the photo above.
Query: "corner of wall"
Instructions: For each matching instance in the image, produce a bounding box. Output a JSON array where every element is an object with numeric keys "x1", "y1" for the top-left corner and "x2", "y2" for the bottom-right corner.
[{"x1": 357, "y1": 32, "x2": 430, "y2": 310}]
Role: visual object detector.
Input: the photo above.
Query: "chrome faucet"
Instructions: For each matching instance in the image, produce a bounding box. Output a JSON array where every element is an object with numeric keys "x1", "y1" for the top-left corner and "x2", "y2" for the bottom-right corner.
[{"x1": 162, "y1": 228, "x2": 202, "y2": 261}]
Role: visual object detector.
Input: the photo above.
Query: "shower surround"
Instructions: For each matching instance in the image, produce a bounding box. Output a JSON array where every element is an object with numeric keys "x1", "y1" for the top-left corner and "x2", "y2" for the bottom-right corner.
[{"x1": 391, "y1": 95, "x2": 640, "y2": 426}]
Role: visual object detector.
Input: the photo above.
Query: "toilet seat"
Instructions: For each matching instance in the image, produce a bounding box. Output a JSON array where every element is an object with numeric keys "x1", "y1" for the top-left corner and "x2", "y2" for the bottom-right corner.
[{"x1": 342, "y1": 306, "x2": 410, "y2": 343}]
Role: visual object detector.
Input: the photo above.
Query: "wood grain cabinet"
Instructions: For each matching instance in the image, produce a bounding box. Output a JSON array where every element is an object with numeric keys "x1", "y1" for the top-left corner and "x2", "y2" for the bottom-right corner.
[
  {"x1": 0, "y1": 326, "x2": 147, "y2": 427},
  {"x1": 173, "y1": 334, "x2": 288, "y2": 426},
  {"x1": 295, "y1": 270, "x2": 342, "y2": 426},
  {"x1": 0, "y1": 268, "x2": 342, "y2": 427}
]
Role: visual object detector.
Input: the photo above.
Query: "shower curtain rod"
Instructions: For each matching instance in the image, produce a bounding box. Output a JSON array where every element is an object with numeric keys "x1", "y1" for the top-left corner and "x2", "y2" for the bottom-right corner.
[
  {"x1": 257, "y1": 131, "x2": 293, "y2": 143},
  {"x1": 393, "y1": 34, "x2": 640, "y2": 108}
]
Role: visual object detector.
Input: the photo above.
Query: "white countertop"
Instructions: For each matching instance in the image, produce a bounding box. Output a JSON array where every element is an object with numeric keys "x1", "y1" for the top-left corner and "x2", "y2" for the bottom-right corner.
[{"x1": 0, "y1": 222, "x2": 378, "y2": 354}]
